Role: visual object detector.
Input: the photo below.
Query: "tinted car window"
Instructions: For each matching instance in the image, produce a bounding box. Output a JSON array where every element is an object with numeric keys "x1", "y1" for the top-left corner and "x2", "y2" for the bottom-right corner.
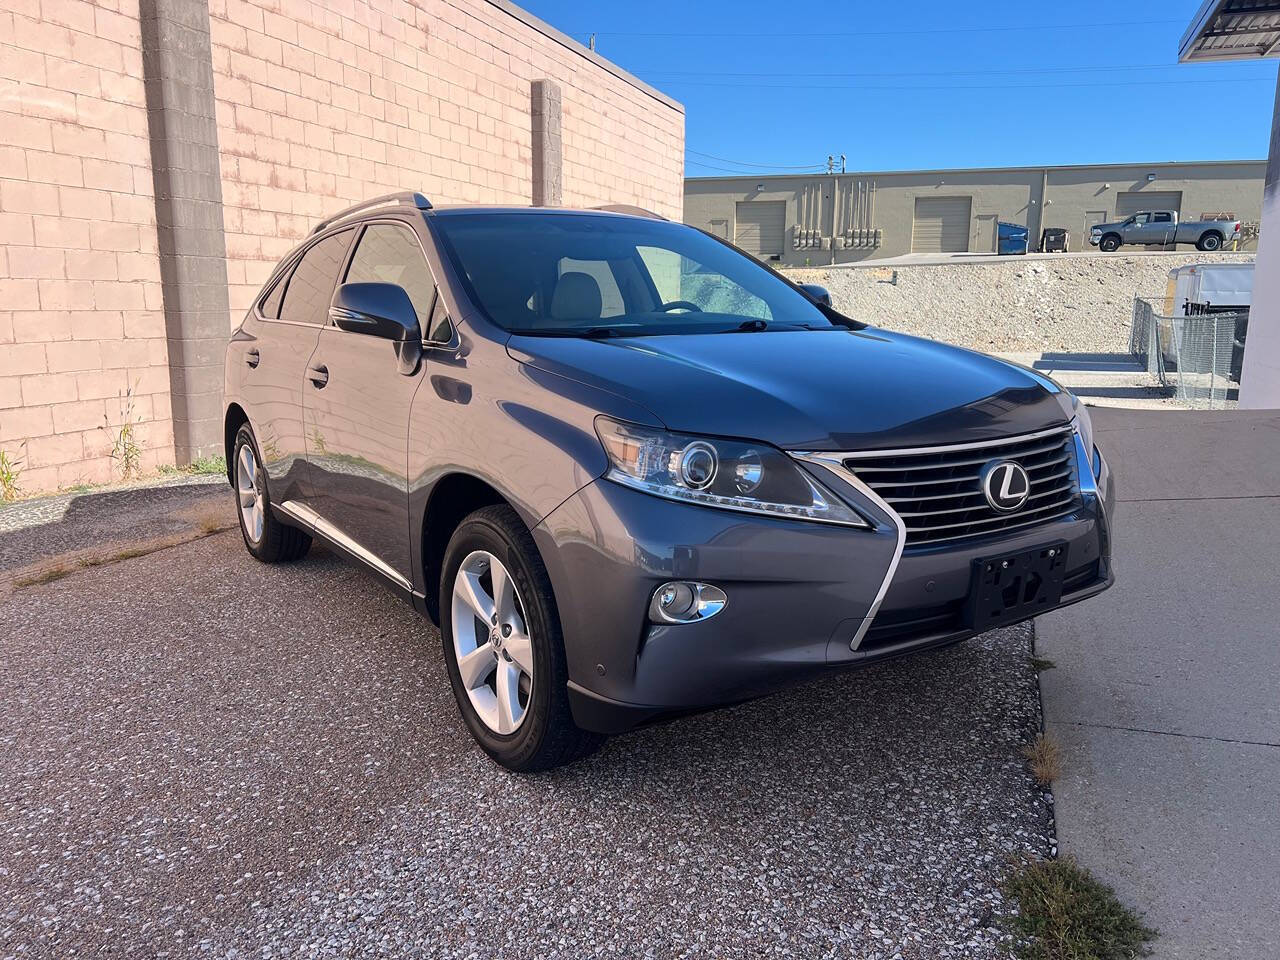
[
  {"x1": 259, "y1": 271, "x2": 288, "y2": 318},
  {"x1": 279, "y1": 229, "x2": 353, "y2": 325},
  {"x1": 427, "y1": 296, "x2": 452, "y2": 342},
  {"x1": 430, "y1": 212, "x2": 835, "y2": 336},
  {"x1": 345, "y1": 223, "x2": 436, "y2": 330},
  {"x1": 1153, "y1": 212, "x2": 1172, "y2": 223}
]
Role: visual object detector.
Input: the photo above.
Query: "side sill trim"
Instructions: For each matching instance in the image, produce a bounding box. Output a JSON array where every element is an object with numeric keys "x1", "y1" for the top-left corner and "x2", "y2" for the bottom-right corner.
[
  {"x1": 792, "y1": 453, "x2": 907, "y2": 651},
  {"x1": 278, "y1": 499, "x2": 412, "y2": 592}
]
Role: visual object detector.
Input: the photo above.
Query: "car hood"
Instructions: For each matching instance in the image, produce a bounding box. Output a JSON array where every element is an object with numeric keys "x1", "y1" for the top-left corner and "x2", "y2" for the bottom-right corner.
[{"x1": 507, "y1": 327, "x2": 1071, "y2": 450}]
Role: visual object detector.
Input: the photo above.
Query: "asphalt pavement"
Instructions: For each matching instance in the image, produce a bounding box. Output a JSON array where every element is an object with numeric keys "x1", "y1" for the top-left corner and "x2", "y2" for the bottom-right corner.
[
  {"x1": 1038, "y1": 407, "x2": 1280, "y2": 959},
  {"x1": 0, "y1": 483, "x2": 1052, "y2": 958}
]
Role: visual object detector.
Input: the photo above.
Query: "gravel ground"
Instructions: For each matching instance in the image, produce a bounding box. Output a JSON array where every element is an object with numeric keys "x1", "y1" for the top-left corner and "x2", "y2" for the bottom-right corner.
[
  {"x1": 1, "y1": 513, "x2": 1052, "y2": 958},
  {"x1": 0, "y1": 476, "x2": 226, "y2": 573},
  {"x1": 787, "y1": 252, "x2": 1253, "y2": 354}
]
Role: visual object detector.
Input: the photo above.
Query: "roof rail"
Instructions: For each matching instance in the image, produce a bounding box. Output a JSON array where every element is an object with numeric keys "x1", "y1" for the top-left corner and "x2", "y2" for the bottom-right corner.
[
  {"x1": 311, "y1": 192, "x2": 433, "y2": 234},
  {"x1": 593, "y1": 204, "x2": 666, "y2": 220}
]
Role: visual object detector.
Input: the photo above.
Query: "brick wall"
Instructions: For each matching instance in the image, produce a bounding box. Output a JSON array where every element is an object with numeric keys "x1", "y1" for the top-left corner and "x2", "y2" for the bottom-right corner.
[
  {"x1": 209, "y1": 0, "x2": 684, "y2": 325},
  {"x1": 0, "y1": 0, "x2": 684, "y2": 497},
  {"x1": 1, "y1": 0, "x2": 175, "y2": 492}
]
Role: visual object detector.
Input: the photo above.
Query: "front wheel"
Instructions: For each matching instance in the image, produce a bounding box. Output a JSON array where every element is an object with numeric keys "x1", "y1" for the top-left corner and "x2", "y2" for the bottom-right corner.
[
  {"x1": 440, "y1": 504, "x2": 603, "y2": 772},
  {"x1": 1197, "y1": 232, "x2": 1223, "y2": 251},
  {"x1": 1098, "y1": 235, "x2": 1121, "y2": 253}
]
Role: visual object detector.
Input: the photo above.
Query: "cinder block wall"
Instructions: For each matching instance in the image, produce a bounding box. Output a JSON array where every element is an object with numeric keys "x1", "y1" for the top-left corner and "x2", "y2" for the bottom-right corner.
[
  {"x1": 0, "y1": 0, "x2": 685, "y2": 496},
  {"x1": 1, "y1": 0, "x2": 174, "y2": 491},
  {"x1": 210, "y1": 0, "x2": 685, "y2": 323}
]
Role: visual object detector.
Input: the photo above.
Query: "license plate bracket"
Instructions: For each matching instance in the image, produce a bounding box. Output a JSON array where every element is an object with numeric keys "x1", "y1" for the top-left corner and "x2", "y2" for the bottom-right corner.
[{"x1": 966, "y1": 541, "x2": 1068, "y2": 631}]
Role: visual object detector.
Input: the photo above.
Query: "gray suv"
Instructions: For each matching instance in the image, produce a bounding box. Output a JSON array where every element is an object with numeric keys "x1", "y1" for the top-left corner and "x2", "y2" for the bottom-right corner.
[{"x1": 224, "y1": 193, "x2": 1115, "y2": 771}]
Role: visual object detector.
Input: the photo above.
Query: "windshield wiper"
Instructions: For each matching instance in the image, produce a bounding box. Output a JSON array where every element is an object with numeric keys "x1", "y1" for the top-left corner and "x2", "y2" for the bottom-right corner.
[
  {"x1": 731, "y1": 319, "x2": 768, "y2": 332},
  {"x1": 517, "y1": 326, "x2": 624, "y2": 338}
]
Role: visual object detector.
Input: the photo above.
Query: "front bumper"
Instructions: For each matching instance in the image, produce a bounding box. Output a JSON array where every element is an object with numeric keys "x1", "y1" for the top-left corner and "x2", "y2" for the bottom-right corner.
[{"x1": 534, "y1": 446, "x2": 1115, "y2": 735}]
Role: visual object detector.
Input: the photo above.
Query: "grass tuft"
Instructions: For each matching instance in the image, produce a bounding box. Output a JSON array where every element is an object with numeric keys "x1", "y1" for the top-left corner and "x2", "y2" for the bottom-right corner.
[
  {"x1": 159, "y1": 454, "x2": 227, "y2": 477},
  {"x1": 14, "y1": 565, "x2": 72, "y2": 587},
  {"x1": 1022, "y1": 733, "x2": 1062, "y2": 786},
  {"x1": 1002, "y1": 854, "x2": 1157, "y2": 960}
]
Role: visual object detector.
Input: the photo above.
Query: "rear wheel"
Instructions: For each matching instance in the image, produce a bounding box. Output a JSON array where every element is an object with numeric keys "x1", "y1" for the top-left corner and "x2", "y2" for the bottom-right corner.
[
  {"x1": 1099, "y1": 234, "x2": 1120, "y2": 253},
  {"x1": 440, "y1": 504, "x2": 603, "y2": 772},
  {"x1": 233, "y1": 424, "x2": 311, "y2": 563},
  {"x1": 1197, "y1": 232, "x2": 1223, "y2": 252}
]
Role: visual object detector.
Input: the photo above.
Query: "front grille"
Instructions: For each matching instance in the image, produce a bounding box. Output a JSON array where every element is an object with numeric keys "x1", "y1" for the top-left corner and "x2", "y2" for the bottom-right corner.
[{"x1": 843, "y1": 427, "x2": 1080, "y2": 548}]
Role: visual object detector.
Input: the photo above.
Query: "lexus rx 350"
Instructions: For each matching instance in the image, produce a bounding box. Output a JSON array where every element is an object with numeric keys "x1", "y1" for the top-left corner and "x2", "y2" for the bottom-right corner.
[{"x1": 223, "y1": 193, "x2": 1115, "y2": 771}]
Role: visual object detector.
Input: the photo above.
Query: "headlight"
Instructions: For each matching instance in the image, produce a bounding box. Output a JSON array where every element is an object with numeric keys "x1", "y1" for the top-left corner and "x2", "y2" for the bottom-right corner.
[{"x1": 595, "y1": 417, "x2": 867, "y2": 527}]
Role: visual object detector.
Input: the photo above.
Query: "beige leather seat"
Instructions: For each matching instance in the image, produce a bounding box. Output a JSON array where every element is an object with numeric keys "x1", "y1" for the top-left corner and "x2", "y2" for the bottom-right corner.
[{"x1": 549, "y1": 272, "x2": 603, "y2": 323}]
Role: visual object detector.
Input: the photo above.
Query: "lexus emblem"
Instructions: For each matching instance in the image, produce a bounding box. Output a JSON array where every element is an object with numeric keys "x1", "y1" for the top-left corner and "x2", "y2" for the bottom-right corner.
[{"x1": 981, "y1": 460, "x2": 1031, "y2": 512}]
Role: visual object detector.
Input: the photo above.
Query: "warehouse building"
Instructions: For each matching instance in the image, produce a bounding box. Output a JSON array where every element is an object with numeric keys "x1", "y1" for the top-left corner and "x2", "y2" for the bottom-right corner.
[
  {"x1": 0, "y1": 0, "x2": 684, "y2": 495},
  {"x1": 684, "y1": 160, "x2": 1264, "y2": 264}
]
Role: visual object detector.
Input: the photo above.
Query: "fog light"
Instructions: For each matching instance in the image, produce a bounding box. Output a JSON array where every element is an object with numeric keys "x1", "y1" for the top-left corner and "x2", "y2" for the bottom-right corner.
[{"x1": 649, "y1": 581, "x2": 727, "y2": 624}]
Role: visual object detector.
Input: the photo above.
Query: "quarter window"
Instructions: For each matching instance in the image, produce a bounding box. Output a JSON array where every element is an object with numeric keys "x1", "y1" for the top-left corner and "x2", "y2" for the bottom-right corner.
[
  {"x1": 259, "y1": 271, "x2": 287, "y2": 318},
  {"x1": 279, "y1": 229, "x2": 354, "y2": 325},
  {"x1": 344, "y1": 223, "x2": 437, "y2": 332}
]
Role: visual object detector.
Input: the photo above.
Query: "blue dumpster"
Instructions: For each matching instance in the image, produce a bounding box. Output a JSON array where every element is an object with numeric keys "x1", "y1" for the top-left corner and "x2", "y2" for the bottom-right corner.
[{"x1": 998, "y1": 222, "x2": 1028, "y2": 255}]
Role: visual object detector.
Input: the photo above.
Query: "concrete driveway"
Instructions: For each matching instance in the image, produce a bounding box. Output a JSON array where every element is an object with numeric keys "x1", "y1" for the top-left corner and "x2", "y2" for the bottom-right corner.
[
  {"x1": 1, "y1": 484, "x2": 1051, "y2": 958},
  {"x1": 1038, "y1": 408, "x2": 1280, "y2": 958}
]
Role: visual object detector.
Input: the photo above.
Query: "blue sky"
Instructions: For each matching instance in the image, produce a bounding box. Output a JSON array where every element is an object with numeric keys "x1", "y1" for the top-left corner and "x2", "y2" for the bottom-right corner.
[{"x1": 519, "y1": 0, "x2": 1279, "y2": 176}]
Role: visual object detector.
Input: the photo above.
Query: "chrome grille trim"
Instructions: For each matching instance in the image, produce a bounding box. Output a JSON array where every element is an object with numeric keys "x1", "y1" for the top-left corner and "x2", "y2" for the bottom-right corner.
[{"x1": 808, "y1": 425, "x2": 1082, "y2": 548}]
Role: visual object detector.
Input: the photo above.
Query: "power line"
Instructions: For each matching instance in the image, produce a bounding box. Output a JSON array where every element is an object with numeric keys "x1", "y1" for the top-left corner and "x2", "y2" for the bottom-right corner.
[
  {"x1": 580, "y1": 19, "x2": 1183, "y2": 40},
  {"x1": 685, "y1": 158, "x2": 824, "y2": 175},
  {"x1": 633, "y1": 62, "x2": 1260, "y2": 81},
  {"x1": 649, "y1": 76, "x2": 1276, "y2": 92},
  {"x1": 687, "y1": 149, "x2": 827, "y2": 170}
]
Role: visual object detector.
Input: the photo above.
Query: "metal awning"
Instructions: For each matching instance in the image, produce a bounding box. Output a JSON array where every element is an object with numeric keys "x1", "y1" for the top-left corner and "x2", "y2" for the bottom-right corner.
[{"x1": 1180, "y1": 0, "x2": 1280, "y2": 61}]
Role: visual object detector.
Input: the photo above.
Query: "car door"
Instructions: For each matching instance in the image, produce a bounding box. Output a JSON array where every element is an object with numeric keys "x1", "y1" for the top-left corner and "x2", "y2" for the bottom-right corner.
[
  {"x1": 1150, "y1": 211, "x2": 1176, "y2": 246},
  {"x1": 1121, "y1": 213, "x2": 1151, "y2": 244},
  {"x1": 241, "y1": 228, "x2": 354, "y2": 504},
  {"x1": 301, "y1": 219, "x2": 437, "y2": 587}
]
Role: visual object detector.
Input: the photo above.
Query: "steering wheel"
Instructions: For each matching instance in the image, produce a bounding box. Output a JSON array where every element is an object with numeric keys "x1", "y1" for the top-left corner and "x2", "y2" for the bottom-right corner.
[{"x1": 657, "y1": 300, "x2": 703, "y2": 313}]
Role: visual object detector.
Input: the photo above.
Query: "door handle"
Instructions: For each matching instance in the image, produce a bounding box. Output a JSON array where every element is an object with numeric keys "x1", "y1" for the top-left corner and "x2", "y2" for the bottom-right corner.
[
  {"x1": 307, "y1": 363, "x2": 329, "y2": 388},
  {"x1": 246, "y1": 348, "x2": 260, "y2": 368}
]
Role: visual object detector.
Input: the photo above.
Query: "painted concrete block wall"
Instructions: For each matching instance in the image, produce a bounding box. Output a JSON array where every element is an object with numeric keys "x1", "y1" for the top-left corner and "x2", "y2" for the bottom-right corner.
[
  {"x1": 208, "y1": 0, "x2": 686, "y2": 328},
  {"x1": 1, "y1": 0, "x2": 684, "y2": 496},
  {"x1": 1, "y1": 0, "x2": 175, "y2": 492}
]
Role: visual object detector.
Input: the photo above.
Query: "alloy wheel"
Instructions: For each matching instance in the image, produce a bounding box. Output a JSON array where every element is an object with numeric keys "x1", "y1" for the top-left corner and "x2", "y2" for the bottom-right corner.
[
  {"x1": 236, "y1": 443, "x2": 264, "y2": 543},
  {"x1": 450, "y1": 550, "x2": 534, "y2": 734}
]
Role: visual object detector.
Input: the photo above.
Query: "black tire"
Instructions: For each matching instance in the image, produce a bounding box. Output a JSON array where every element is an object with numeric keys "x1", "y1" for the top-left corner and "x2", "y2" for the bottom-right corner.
[
  {"x1": 439, "y1": 504, "x2": 603, "y2": 772},
  {"x1": 1099, "y1": 235, "x2": 1121, "y2": 253},
  {"x1": 232, "y1": 423, "x2": 311, "y2": 563},
  {"x1": 1197, "y1": 232, "x2": 1223, "y2": 252}
]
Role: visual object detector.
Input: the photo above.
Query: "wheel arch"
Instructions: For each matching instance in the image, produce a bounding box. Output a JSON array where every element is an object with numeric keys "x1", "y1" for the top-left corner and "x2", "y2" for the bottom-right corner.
[
  {"x1": 420, "y1": 471, "x2": 517, "y2": 625},
  {"x1": 224, "y1": 403, "x2": 249, "y2": 486}
]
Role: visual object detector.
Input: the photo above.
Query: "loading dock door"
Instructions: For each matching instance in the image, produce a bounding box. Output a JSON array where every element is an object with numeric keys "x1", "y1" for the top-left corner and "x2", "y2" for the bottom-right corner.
[
  {"x1": 1115, "y1": 191, "x2": 1183, "y2": 219},
  {"x1": 912, "y1": 196, "x2": 972, "y2": 253},
  {"x1": 734, "y1": 201, "x2": 786, "y2": 258}
]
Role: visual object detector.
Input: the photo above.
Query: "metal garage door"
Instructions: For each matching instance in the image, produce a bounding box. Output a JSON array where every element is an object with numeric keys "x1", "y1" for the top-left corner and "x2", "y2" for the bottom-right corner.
[
  {"x1": 734, "y1": 201, "x2": 785, "y2": 258},
  {"x1": 1115, "y1": 191, "x2": 1183, "y2": 218},
  {"x1": 911, "y1": 197, "x2": 972, "y2": 253}
]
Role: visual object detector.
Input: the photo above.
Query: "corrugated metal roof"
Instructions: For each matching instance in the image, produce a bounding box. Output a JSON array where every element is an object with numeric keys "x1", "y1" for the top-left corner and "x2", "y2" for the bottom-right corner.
[{"x1": 1180, "y1": 0, "x2": 1280, "y2": 62}]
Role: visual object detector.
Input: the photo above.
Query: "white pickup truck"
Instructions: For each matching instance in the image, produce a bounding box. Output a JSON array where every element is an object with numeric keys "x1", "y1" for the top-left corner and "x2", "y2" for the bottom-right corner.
[{"x1": 1089, "y1": 211, "x2": 1240, "y2": 252}]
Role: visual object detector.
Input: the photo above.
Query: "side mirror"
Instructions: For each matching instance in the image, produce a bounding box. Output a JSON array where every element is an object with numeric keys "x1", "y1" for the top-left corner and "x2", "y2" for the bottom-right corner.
[
  {"x1": 331, "y1": 282, "x2": 422, "y2": 375},
  {"x1": 799, "y1": 283, "x2": 832, "y2": 307},
  {"x1": 331, "y1": 282, "x2": 419, "y2": 341}
]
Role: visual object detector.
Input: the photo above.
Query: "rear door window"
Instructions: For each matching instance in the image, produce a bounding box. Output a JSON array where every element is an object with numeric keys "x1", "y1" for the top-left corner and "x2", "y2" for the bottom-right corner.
[
  {"x1": 279, "y1": 229, "x2": 354, "y2": 325},
  {"x1": 344, "y1": 222, "x2": 437, "y2": 332}
]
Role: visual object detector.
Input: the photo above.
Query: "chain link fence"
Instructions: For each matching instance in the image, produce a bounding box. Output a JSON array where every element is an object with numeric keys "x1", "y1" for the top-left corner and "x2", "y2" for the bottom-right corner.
[{"x1": 1130, "y1": 297, "x2": 1246, "y2": 408}]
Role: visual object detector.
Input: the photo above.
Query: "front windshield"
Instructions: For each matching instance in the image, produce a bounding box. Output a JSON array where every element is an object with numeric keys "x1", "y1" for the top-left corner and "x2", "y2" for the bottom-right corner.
[{"x1": 429, "y1": 212, "x2": 838, "y2": 336}]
